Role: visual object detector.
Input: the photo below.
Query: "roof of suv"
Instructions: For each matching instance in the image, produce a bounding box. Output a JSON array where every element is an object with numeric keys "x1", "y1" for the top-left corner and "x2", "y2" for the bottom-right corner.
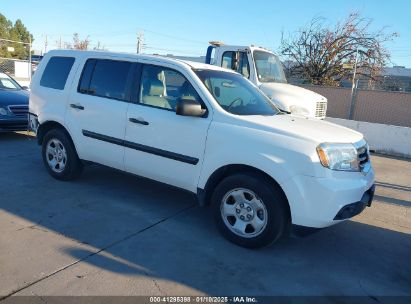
[{"x1": 45, "y1": 49, "x2": 235, "y2": 73}]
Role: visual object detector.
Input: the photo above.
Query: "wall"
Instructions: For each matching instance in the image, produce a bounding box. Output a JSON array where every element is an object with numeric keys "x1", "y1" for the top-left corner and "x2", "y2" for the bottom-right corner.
[
  {"x1": 326, "y1": 118, "x2": 411, "y2": 158},
  {"x1": 14, "y1": 61, "x2": 30, "y2": 78}
]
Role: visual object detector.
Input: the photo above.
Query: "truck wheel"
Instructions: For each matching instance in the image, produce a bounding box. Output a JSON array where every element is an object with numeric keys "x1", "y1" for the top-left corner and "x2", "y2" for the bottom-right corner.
[
  {"x1": 42, "y1": 128, "x2": 83, "y2": 181},
  {"x1": 211, "y1": 173, "x2": 289, "y2": 248}
]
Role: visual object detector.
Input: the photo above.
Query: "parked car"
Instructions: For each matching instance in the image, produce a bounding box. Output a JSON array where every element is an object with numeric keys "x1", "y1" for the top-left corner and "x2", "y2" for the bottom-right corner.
[
  {"x1": 0, "y1": 72, "x2": 29, "y2": 132},
  {"x1": 30, "y1": 55, "x2": 44, "y2": 73},
  {"x1": 29, "y1": 50, "x2": 375, "y2": 248},
  {"x1": 30, "y1": 55, "x2": 44, "y2": 63}
]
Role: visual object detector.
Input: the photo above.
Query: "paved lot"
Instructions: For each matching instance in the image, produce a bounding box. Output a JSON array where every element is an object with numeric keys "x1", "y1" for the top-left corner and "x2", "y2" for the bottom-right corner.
[{"x1": 0, "y1": 132, "x2": 410, "y2": 299}]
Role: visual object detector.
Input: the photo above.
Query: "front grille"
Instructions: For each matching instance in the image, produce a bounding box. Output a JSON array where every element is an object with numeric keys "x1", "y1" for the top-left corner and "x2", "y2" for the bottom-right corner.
[
  {"x1": 357, "y1": 145, "x2": 370, "y2": 172},
  {"x1": 315, "y1": 101, "x2": 327, "y2": 118},
  {"x1": 8, "y1": 105, "x2": 29, "y2": 116},
  {"x1": 0, "y1": 121, "x2": 28, "y2": 131}
]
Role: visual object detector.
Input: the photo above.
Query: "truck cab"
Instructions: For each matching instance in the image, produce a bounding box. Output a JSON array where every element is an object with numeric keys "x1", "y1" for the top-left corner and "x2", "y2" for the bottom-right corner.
[{"x1": 205, "y1": 42, "x2": 327, "y2": 119}]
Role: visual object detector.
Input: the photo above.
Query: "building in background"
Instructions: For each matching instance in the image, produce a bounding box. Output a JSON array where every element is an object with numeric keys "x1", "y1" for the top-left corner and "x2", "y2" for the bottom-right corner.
[{"x1": 378, "y1": 66, "x2": 411, "y2": 92}]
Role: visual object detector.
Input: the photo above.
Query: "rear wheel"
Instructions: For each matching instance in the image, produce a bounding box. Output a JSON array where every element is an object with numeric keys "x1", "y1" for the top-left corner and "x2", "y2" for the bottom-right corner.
[
  {"x1": 212, "y1": 173, "x2": 289, "y2": 248},
  {"x1": 42, "y1": 128, "x2": 83, "y2": 180}
]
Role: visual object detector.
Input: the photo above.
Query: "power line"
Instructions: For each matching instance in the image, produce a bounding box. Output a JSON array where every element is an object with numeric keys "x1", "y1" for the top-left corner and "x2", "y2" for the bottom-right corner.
[
  {"x1": 143, "y1": 46, "x2": 204, "y2": 55},
  {"x1": 140, "y1": 28, "x2": 205, "y2": 45},
  {"x1": 41, "y1": 26, "x2": 207, "y2": 46}
]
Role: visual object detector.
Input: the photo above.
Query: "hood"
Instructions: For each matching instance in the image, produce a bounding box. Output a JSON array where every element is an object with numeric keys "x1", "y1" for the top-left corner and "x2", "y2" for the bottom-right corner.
[
  {"x1": 0, "y1": 89, "x2": 29, "y2": 107},
  {"x1": 239, "y1": 114, "x2": 363, "y2": 144},
  {"x1": 259, "y1": 82, "x2": 326, "y2": 112}
]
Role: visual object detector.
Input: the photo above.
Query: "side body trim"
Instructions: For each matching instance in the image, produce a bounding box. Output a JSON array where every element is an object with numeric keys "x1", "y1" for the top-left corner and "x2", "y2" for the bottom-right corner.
[{"x1": 82, "y1": 130, "x2": 199, "y2": 165}]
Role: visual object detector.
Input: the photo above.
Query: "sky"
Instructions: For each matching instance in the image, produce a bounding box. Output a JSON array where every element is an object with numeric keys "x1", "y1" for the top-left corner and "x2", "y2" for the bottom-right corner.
[{"x1": 2, "y1": 0, "x2": 411, "y2": 67}]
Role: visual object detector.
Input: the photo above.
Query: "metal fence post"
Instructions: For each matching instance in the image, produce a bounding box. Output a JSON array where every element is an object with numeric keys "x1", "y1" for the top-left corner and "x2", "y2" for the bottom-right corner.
[
  {"x1": 348, "y1": 79, "x2": 359, "y2": 120},
  {"x1": 29, "y1": 36, "x2": 32, "y2": 83}
]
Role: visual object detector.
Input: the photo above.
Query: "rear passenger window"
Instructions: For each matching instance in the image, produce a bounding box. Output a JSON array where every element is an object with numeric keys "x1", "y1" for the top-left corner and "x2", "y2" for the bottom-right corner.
[
  {"x1": 78, "y1": 59, "x2": 132, "y2": 101},
  {"x1": 40, "y1": 57, "x2": 75, "y2": 90},
  {"x1": 78, "y1": 59, "x2": 96, "y2": 94}
]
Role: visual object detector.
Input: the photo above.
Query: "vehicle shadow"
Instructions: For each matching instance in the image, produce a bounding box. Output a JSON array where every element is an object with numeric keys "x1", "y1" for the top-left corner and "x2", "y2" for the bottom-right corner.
[
  {"x1": 58, "y1": 218, "x2": 411, "y2": 296},
  {"x1": 0, "y1": 131, "x2": 34, "y2": 142},
  {"x1": 375, "y1": 181, "x2": 411, "y2": 193},
  {"x1": 1, "y1": 134, "x2": 411, "y2": 297},
  {"x1": 374, "y1": 194, "x2": 411, "y2": 207}
]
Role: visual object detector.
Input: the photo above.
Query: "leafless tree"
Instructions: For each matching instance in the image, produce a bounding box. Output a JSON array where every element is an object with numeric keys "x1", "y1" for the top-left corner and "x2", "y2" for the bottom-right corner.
[
  {"x1": 66, "y1": 33, "x2": 90, "y2": 50},
  {"x1": 93, "y1": 41, "x2": 107, "y2": 51},
  {"x1": 280, "y1": 12, "x2": 399, "y2": 86}
]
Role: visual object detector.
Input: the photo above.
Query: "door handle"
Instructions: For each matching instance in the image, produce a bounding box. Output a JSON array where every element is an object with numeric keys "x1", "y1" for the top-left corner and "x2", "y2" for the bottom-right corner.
[
  {"x1": 129, "y1": 118, "x2": 149, "y2": 125},
  {"x1": 70, "y1": 104, "x2": 84, "y2": 110}
]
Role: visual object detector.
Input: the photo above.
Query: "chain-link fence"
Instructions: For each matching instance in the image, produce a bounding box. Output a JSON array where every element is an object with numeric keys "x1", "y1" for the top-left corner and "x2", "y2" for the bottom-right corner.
[
  {"x1": 298, "y1": 84, "x2": 411, "y2": 128},
  {"x1": 355, "y1": 77, "x2": 411, "y2": 92},
  {"x1": 0, "y1": 57, "x2": 33, "y2": 87},
  {"x1": 0, "y1": 57, "x2": 14, "y2": 75},
  {"x1": 0, "y1": 38, "x2": 34, "y2": 87},
  {"x1": 289, "y1": 77, "x2": 411, "y2": 93}
]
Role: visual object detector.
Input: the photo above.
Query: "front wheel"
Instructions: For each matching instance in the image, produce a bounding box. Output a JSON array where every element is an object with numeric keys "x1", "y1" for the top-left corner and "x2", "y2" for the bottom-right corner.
[
  {"x1": 212, "y1": 173, "x2": 290, "y2": 248},
  {"x1": 42, "y1": 128, "x2": 83, "y2": 181}
]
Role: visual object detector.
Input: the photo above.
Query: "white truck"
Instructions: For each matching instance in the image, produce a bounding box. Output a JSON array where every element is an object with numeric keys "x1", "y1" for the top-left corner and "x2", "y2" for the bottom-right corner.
[{"x1": 205, "y1": 42, "x2": 328, "y2": 119}]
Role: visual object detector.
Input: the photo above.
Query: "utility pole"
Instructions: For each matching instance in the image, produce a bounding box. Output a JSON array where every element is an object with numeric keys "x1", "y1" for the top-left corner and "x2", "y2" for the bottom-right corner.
[
  {"x1": 137, "y1": 31, "x2": 144, "y2": 54},
  {"x1": 59, "y1": 36, "x2": 62, "y2": 49},
  {"x1": 351, "y1": 47, "x2": 359, "y2": 94},
  {"x1": 44, "y1": 34, "x2": 48, "y2": 53},
  {"x1": 29, "y1": 36, "x2": 32, "y2": 83}
]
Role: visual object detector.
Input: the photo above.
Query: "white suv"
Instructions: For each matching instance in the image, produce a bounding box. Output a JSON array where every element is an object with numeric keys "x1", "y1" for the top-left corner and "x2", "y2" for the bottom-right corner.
[{"x1": 29, "y1": 50, "x2": 375, "y2": 248}]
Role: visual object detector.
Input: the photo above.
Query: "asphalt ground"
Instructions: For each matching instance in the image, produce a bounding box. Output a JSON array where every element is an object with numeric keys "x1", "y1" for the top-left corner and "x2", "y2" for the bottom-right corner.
[{"x1": 0, "y1": 132, "x2": 410, "y2": 301}]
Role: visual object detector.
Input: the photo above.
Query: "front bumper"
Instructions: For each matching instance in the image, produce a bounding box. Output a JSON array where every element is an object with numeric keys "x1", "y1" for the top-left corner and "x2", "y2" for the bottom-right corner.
[
  {"x1": 0, "y1": 116, "x2": 28, "y2": 132},
  {"x1": 281, "y1": 167, "x2": 375, "y2": 228},
  {"x1": 28, "y1": 113, "x2": 39, "y2": 134},
  {"x1": 334, "y1": 184, "x2": 375, "y2": 220}
]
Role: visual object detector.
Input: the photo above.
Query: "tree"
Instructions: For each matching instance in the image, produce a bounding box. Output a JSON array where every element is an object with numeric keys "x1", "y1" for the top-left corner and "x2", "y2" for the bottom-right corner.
[
  {"x1": 0, "y1": 14, "x2": 33, "y2": 59},
  {"x1": 0, "y1": 13, "x2": 13, "y2": 58},
  {"x1": 280, "y1": 12, "x2": 398, "y2": 86},
  {"x1": 9, "y1": 19, "x2": 33, "y2": 59},
  {"x1": 66, "y1": 33, "x2": 90, "y2": 50}
]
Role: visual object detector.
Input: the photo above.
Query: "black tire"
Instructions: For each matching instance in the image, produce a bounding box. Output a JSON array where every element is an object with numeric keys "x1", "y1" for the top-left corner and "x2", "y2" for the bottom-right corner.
[
  {"x1": 211, "y1": 173, "x2": 290, "y2": 249},
  {"x1": 41, "y1": 128, "x2": 83, "y2": 181}
]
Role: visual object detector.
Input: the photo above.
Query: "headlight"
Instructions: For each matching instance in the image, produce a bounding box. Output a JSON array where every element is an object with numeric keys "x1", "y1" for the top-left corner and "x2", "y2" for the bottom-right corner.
[
  {"x1": 289, "y1": 105, "x2": 310, "y2": 116},
  {"x1": 0, "y1": 107, "x2": 9, "y2": 116},
  {"x1": 316, "y1": 143, "x2": 359, "y2": 171}
]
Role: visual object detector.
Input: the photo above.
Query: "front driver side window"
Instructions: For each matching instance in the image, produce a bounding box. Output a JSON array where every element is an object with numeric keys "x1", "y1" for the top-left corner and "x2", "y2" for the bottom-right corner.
[
  {"x1": 139, "y1": 65, "x2": 201, "y2": 111},
  {"x1": 221, "y1": 51, "x2": 250, "y2": 79}
]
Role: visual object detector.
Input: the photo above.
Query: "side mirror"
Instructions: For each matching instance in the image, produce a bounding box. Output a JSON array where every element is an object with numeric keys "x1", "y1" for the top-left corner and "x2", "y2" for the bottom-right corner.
[
  {"x1": 176, "y1": 99, "x2": 206, "y2": 117},
  {"x1": 21, "y1": 86, "x2": 29, "y2": 90}
]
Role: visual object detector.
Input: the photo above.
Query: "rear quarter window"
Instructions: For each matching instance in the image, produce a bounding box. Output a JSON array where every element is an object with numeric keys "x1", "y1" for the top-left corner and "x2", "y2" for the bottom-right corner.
[
  {"x1": 77, "y1": 59, "x2": 132, "y2": 101},
  {"x1": 40, "y1": 56, "x2": 75, "y2": 90}
]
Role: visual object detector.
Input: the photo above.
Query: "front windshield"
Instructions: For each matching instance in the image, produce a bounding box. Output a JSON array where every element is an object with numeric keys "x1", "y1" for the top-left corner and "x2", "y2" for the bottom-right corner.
[
  {"x1": 253, "y1": 51, "x2": 287, "y2": 83},
  {"x1": 195, "y1": 69, "x2": 280, "y2": 116},
  {"x1": 0, "y1": 73, "x2": 21, "y2": 90}
]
